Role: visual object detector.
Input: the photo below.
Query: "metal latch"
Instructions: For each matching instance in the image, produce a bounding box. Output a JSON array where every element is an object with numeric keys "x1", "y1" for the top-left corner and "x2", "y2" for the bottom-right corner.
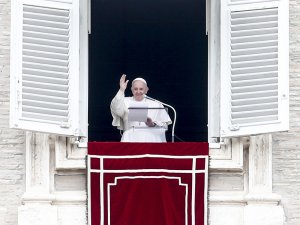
[
  {"x1": 60, "y1": 121, "x2": 70, "y2": 128},
  {"x1": 229, "y1": 124, "x2": 240, "y2": 131}
]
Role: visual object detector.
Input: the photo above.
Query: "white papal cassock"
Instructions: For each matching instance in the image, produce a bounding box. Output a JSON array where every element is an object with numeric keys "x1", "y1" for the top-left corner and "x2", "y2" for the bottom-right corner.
[{"x1": 111, "y1": 90, "x2": 172, "y2": 142}]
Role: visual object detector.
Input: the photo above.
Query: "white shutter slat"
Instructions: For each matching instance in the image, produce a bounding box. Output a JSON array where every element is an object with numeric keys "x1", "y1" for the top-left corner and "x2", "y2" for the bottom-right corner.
[
  {"x1": 231, "y1": 10, "x2": 278, "y2": 23},
  {"x1": 23, "y1": 30, "x2": 69, "y2": 42},
  {"x1": 232, "y1": 58, "x2": 278, "y2": 68},
  {"x1": 23, "y1": 93, "x2": 68, "y2": 104},
  {"x1": 23, "y1": 74, "x2": 69, "y2": 85},
  {"x1": 22, "y1": 105, "x2": 68, "y2": 116},
  {"x1": 231, "y1": 33, "x2": 278, "y2": 44},
  {"x1": 22, "y1": 86, "x2": 68, "y2": 98},
  {"x1": 23, "y1": 49, "x2": 68, "y2": 60},
  {"x1": 232, "y1": 102, "x2": 278, "y2": 111},
  {"x1": 232, "y1": 83, "x2": 278, "y2": 93},
  {"x1": 231, "y1": 65, "x2": 277, "y2": 75},
  {"x1": 232, "y1": 96, "x2": 277, "y2": 106},
  {"x1": 24, "y1": 24, "x2": 69, "y2": 36},
  {"x1": 232, "y1": 52, "x2": 277, "y2": 62},
  {"x1": 231, "y1": 77, "x2": 277, "y2": 87},
  {"x1": 24, "y1": 37, "x2": 69, "y2": 48},
  {"x1": 220, "y1": 0, "x2": 289, "y2": 137},
  {"x1": 23, "y1": 62, "x2": 69, "y2": 73},
  {"x1": 231, "y1": 21, "x2": 278, "y2": 32},
  {"x1": 232, "y1": 108, "x2": 277, "y2": 118},
  {"x1": 232, "y1": 40, "x2": 277, "y2": 50},
  {"x1": 232, "y1": 46, "x2": 278, "y2": 56},
  {"x1": 23, "y1": 55, "x2": 69, "y2": 67},
  {"x1": 23, "y1": 68, "x2": 68, "y2": 79},
  {"x1": 23, "y1": 99, "x2": 68, "y2": 110},
  {"x1": 231, "y1": 71, "x2": 277, "y2": 81},
  {"x1": 23, "y1": 80, "x2": 68, "y2": 92},
  {"x1": 22, "y1": 112, "x2": 67, "y2": 122},
  {"x1": 23, "y1": 18, "x2": 69, "y2": 30},
  {"x1": 231, "y1": 27, "x2": 278, "y2": 37},
  {"x1": 230, "y1": 7, "x2": 277, "y2": 18},
  {"x1": 23, "y1": 43, "x2": 69, "y2": 54},
  {"x1": 231, "y1": 89, "x2": 277, "y2": 100},
  {"x1": 232, "y1": 115, "x2": 278, "y2": 125}
]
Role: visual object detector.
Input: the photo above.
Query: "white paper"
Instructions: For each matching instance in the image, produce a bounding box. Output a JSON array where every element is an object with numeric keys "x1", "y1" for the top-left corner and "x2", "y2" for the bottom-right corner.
[{"x1": 128, "y1": 102, "x2": 148, "y2": 122}]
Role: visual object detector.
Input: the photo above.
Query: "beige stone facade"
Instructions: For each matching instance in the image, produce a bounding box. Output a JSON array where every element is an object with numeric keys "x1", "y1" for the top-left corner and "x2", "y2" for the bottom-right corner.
[
  {"x1": 272, "y1": 1, "x2": 300, "y2": 225},
  {"x1": 0, "y1": 0, "x2": 300, "y2": 225},
  {"x1": 0, "y1": 1, "x2": 25, "y2": 224}
]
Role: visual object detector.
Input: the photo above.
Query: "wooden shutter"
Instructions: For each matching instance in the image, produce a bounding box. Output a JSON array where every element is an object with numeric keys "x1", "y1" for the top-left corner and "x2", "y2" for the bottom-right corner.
[
  {"x1": 10, "y1": 0, "x2": 86, "y2": 137},
  {"x1": 220, "y1": 0, "x2": 289, "y2": 137}
]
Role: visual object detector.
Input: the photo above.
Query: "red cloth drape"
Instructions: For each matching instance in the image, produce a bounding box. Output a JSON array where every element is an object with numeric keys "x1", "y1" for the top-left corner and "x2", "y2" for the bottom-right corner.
[{"x1": 88, "y1": 142, "x2": 208, "y2": 225}]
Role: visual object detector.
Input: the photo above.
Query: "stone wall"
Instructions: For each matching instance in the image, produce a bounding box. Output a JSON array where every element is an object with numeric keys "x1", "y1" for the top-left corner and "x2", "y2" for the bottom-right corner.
[
  {"x1": 0, "y1": 0, "x2": 26, "y2": 225},
  {"x1": 1, "y1": 1, "x2": 300, "y2": 225},
  {"x1": 272, "y1": 1, "x2": 300, "y2": 225}
]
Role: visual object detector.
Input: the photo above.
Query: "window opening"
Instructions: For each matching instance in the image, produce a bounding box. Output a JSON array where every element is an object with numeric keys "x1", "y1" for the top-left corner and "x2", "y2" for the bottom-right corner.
[{"x1": 88, "y1": 0, "x2": 208, "y2": 142}]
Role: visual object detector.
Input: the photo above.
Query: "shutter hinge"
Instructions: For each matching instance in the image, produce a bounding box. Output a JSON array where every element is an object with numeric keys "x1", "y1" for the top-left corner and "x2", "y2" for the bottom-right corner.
[{"x1": 229, "y1": 124, "x2": 240, "y2": 131}]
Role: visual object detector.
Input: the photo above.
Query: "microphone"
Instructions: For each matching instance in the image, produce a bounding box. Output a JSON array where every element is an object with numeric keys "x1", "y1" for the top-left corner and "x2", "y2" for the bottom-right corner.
[{"x1": 144, "y1": 95, "x2": 177, "y2": 143}]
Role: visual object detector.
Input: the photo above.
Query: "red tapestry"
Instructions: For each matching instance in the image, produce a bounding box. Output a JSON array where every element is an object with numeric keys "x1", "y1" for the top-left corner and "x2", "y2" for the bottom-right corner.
[{"x1": 88, "y1": 142, "x2": 209, "y2": 225}]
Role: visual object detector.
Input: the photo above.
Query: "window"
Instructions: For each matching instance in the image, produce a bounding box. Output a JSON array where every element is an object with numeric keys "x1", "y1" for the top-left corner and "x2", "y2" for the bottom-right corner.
[
  {"x1": 10, "y1": 0, "x2": 289, "y2": 142},
  {"x1": 88, "y1": 0, "x2": 208, "y2": 142}
]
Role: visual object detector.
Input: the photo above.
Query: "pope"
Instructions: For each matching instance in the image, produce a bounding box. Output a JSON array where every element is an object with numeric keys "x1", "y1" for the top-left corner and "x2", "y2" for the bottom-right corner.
[{"x1": 110, "y1": 74, "x2": 172, "y2": 142}]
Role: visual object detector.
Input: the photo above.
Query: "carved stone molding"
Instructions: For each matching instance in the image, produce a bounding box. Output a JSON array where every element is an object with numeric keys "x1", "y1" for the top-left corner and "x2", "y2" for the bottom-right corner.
[
  {"x1": 19, "y1": 133, "x2": 87, "y2": 225},
  {"x1": 209, "y1": 137, "x2": 245, "y2": 171},
  {"x1": 55, "y1": 136, "x2": 86, "y2": 170}
]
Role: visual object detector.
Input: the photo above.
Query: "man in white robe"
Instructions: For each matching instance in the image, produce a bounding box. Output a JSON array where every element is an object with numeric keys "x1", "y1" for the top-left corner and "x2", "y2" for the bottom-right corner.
[{"x1": 110, "y1": 74, "x2": 172, "y2": 142}]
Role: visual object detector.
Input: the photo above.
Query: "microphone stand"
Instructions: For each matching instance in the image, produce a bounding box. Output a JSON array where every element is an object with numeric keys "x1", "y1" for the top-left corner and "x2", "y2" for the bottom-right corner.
[{"x1": 145, "y1": 95, "x2": 177, "y2": 143}]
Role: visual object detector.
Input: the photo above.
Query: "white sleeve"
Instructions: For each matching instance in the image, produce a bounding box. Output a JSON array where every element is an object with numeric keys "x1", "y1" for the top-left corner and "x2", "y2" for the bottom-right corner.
[
  {"x1": 110, "y1": 90, "x2": 127, "y2": 128},
  {"x1": 152, "y1": 102, "x2": 172, "y2": 128}
]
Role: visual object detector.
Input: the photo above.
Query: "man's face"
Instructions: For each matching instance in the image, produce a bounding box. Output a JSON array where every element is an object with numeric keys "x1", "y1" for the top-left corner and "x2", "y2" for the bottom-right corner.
[{"x1": 131, "y1": 80, "x2": 148, "y2": 101}]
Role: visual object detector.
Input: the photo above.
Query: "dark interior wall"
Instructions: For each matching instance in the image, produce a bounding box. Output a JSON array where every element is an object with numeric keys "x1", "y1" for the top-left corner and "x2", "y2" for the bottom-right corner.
[{"x1": 88, "y1": 0, "x2": 208, "y2": 142}]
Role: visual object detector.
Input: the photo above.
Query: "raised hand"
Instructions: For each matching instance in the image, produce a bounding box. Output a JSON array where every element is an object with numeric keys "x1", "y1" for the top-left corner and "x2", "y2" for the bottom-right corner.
[{"x1": 119, "y1": 74, "x2": 129, "y2": 92}]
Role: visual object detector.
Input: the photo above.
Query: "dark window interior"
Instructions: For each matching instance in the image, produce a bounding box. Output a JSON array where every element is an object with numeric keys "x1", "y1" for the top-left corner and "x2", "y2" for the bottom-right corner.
[{"x1": 88, "y1": 0, "x2": 208, "y2": 142}]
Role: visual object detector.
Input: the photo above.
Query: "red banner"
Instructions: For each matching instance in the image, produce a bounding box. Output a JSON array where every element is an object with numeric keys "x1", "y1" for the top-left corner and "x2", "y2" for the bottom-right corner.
[{"x1": 88, "y1": 142, "x2": 209, "y2": 225}]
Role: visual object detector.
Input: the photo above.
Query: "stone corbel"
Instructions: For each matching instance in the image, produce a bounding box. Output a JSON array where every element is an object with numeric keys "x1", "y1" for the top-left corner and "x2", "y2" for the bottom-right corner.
[
  {"x1": 55, "y1": 136, "x2": 86, "y2": 170},
  {"x1": 209, "y1": 137, "x2": 245, "y2": 171}
]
